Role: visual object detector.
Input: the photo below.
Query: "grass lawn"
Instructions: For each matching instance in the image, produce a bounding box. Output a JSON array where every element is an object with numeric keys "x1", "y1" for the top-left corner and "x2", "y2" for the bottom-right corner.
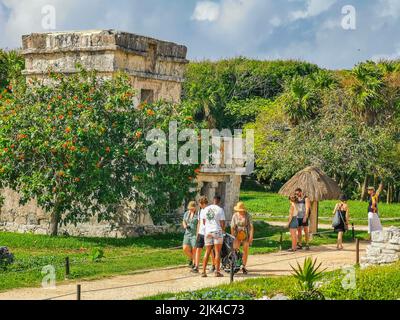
[
  {"x1": 145, "y1": 261, "x2": 400, "y2": 300},
  {"x1": 0, "y1": 222, "x2": 367, "y2": 292},
  {"x1": 240, "y1": 189, "x2": 400, "y2": 226}
]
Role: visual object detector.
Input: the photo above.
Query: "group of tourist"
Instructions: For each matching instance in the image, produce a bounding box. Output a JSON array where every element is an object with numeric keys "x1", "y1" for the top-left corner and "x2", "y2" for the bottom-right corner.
[
  {"x1": 286, "y1": 185, "x2": 384, "y2": 251},
  {"x1": 182, "y1": 195, "x2": 254, "y2": 277},
  {"x1": 181, "y1": 184, "x2": 383, "y2": 276}
]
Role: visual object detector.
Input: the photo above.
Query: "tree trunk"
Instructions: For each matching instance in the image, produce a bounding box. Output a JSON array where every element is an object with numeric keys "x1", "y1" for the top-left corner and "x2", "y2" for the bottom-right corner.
[
  {"x1": 49, "y1": 212, "x2": 59, "y2": 236},
  {"x1": 360, "y1": 175, "x2": 369, "y2": 201}
]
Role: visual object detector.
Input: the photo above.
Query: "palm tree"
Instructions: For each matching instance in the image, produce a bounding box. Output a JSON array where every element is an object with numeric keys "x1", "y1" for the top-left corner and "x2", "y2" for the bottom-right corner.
[
  {"x1": 350, "y1": 61, "x2": 385, "y2": 126},
  {"x1": 280, "y1": 75, "x2": 320, "y2": 126}
]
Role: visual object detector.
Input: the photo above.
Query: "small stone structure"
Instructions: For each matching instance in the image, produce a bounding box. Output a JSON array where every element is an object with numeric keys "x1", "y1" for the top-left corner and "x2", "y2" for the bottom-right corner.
[
  {"x1": 0, "y1": 30, "x2": 243, "y2": 237},
  {"x1": 361, "y1": 227, "x2": 400, "y2": 268}
]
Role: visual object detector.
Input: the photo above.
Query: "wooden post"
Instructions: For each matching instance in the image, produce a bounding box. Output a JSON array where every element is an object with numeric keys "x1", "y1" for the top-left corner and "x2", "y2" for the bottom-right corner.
[
  {"x1": 65, "y1": 257, "x2": 70, "y2": 279},
  {"x1": 279, "y1": 232, "x2": 283, "y2": 251},
  {"x1": 77, "y1": 284, "x2": 81, "y2": 301},
  {"x1": 356, "y1": 239, "x2": 360, "y2": 265},
  {"x1": 309, "y1": 201, "x2": 319, "y2": 235},
  {"x1": 352, "y1": 223, "x2": 355, "y2": 241}
]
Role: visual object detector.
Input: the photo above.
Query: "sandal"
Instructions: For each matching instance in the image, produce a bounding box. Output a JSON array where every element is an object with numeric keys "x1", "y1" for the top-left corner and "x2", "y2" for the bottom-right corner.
[
  {"x1": 242, "y1": 267, "x2": 248, "y2": 275},
  {"x1": 215, "y1": 272, "x2": 224, "y2": 278},
  {"x1": 201, "y1": 272, "x2": 207, "y2": 278},
  {"x1": 287, "y1": 248, "x2": 296, "y2": 252}
]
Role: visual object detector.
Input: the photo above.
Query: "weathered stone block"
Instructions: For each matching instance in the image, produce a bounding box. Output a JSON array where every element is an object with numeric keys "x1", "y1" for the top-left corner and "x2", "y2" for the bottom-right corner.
[
  {"x1": 377, "y1": 254, "x2": 399, "y2": 264},
  {"x1": 389, "y1": 235, "x2": 400, "y2": 245},
  {"x1": 366, "y1": 246, "x2": 381, "y2": 256},
  {"x1": 385, "y1": 243, "x2": 400, "y2": 251}
]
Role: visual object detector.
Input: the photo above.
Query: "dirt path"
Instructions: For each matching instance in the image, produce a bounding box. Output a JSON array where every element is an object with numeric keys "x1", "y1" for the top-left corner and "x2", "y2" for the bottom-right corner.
[{"x1": 0, "y1": 241, "x2": 367, "y2": 300}]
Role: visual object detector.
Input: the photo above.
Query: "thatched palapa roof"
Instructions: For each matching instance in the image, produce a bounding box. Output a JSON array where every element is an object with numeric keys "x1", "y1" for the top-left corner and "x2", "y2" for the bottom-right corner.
[{"x1": 279, "y1": 166, "x2": 342, "y2": 202}]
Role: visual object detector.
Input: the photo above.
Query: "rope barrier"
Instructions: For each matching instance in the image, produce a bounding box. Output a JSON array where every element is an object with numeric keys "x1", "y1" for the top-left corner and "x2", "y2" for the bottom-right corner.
[{"x1": 252, "y1": 214, "x2": 400, "y2": 222}]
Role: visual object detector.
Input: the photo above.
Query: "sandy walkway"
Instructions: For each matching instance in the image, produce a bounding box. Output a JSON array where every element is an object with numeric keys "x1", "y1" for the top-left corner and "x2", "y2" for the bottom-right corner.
[{"x1": 0, "y1": 241, "x2": 366, "y2": 300}]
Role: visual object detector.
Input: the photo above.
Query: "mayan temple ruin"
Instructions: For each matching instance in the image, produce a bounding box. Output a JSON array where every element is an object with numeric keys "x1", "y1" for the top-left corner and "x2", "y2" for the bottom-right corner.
[{"x1": 0, "y1": 30, "x2": 242, "y2": 237}]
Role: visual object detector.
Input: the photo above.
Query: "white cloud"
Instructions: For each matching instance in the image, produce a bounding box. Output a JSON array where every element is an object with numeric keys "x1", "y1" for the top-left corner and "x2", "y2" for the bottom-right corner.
[
  {"x1": 379, "y1": 0, "x2": 400, "y2": 18},
  {"x1": 0, "y1": 0, "x2": 85, "y2": 48},
  {"x1": 291, "y1": 0, "x2": 337, "y2": 20},
  {"x1": 191, "y1": 1, "x2": 220, "y2": 22}
]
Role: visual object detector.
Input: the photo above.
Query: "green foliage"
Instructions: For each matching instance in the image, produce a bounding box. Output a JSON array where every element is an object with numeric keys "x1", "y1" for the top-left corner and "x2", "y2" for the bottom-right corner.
[
  {"x1": 290, "y1": 257, "x2": 326, "y2": 300},
  {"x1": 0, "y1": 68, "x2": 197, "y2": 231},
  {"x1": 176, "y1": 289, "x2": 253, "y2": 300},
  {"x1": 183, "y1": 58, "x2": 320, "y2": 129},
  {"x1": 0, "y1": 49, "x2": 25, "y2": 89},
  {"x1": 90, "y1": 247, "x2": 105, "y2": 262},
  {"x1": 156, "y1": 262, "x2": 400, "y2": 301},
  {"x1": 251, "y1": 62, "x2": 400, "y2": 199},
  {"x1": 322, "y1": 263, "x2": 400, "y2": 300}
]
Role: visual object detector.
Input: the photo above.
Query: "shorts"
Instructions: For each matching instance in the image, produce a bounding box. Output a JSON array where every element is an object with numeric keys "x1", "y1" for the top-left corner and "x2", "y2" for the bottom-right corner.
[
  {"x1": 297, "y1": 217, "x2": 309, "y2": 227},
  {"x1": 205, "y1": 231, "x2": 224, "y2": 246},
  {"x1": 183, "y1": 233, "x2": 197, "y2": 247},
  {"x1": 289, "y1": 217, "x2": 299, "y2": 229},
  {"x1": 195, "y1": 234, "x2": 205, "y2": 248},
  {"x1": 368, "y1": 212, "x2": 383, "y2": 234}
]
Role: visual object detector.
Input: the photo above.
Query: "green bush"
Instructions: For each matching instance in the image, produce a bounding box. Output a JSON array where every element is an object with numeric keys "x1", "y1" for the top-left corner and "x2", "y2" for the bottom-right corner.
[
  {"x1": 176, "y1": 288, "x2": 253, "y2": 300},
  {"x1": 90, "y1": 248, "x2": 105, "y2": 262},
  {"x1": 322, "y1": 262, "x2": 400, "y2": 300}
]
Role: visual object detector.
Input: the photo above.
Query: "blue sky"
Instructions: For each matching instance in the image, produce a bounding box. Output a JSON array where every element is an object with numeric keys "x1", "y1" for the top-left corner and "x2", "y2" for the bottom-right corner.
[{"x1": 0, "y1": 0, "x2": 399, "y2": 69}]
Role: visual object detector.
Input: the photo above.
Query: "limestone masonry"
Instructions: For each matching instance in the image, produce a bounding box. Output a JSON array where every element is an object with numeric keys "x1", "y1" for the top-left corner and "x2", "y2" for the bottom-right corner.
[
  {"x1": 361, "y1": 227, "x2": 400, "y2": 268},
  {"x1": 21, "y1": 29, "x2": 188, "y2": 103}
]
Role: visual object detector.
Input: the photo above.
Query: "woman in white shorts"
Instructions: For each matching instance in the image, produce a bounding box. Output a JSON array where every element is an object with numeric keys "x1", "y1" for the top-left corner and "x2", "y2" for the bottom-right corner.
[{"x1": 200, "y1": 196, "x2": 225, "y2": 278}]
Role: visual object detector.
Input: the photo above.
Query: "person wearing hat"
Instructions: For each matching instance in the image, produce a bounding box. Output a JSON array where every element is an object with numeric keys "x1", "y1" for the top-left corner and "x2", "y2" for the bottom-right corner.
[
  {"x1": 231, "y1": 202, "x2": 254, "y2": 274},
  {"x1": 182, "y1": 201, "x2": 198, "y2": 268},
  {"x1": 367, "y1": 184, "x2": 384, "y2": 236},
  {"x1": 332, "y1": 194, "x2": 350, "y2": 250}
]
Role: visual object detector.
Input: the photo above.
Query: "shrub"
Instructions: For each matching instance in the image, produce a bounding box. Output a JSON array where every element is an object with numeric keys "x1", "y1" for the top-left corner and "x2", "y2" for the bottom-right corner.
[
  {"x1": 176, "y1": 288, "x2": 254, "y2": 300},
  {"x1": 290, "y1": 257, "x2": 326, "y2": 300},
  {"x1": 90, "y1": 248, "x2": 105, "y2": 262},
  {"x1": 0, "y1": 246, "x2": 14, "y2": 270}
]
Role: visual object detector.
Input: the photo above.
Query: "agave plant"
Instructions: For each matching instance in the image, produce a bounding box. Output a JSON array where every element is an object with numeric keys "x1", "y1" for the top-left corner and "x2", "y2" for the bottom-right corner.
[{"x1": 290, "y1": 257, "x2": 327, "y2": 300}]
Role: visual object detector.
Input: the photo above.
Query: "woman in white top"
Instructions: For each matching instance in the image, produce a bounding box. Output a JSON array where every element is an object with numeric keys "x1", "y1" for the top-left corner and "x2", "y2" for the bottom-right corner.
[{"x1": 287, "y1": 195, "x2": 299, "y2": 252}]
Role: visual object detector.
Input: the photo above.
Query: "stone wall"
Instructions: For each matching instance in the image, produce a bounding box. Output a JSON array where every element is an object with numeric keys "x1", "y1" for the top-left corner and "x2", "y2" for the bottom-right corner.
[
  {"x1": 0, "y1": 188, "x2": 181, "y2": 238},
  {"x1": 361, "y1": 227, "x2": 400, "y2": 268}
]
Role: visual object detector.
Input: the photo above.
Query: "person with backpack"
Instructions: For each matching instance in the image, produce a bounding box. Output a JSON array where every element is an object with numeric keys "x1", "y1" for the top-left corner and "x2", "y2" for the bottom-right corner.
[
  {"x1": 231, "y1": 202, "x2": 254, "y2": 274},
  {"x1": 332, "y1": 194, "x2": 350, "y2": 250}
]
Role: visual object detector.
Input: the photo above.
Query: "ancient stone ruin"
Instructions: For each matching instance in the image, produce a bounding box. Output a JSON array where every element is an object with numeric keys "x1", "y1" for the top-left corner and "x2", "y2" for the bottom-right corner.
[
  {"x1": 361, "y1": 227, "x2": 400, "y2": 268},
  {"x1": 0, "y1": 30, "x2": 242, "y2": 237}
]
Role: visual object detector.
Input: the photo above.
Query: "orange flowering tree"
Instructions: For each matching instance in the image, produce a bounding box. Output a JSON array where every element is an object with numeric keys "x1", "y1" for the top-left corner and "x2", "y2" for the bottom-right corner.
[{"x1": 0, "y1": 69, "x2": 198, "y2": 235}]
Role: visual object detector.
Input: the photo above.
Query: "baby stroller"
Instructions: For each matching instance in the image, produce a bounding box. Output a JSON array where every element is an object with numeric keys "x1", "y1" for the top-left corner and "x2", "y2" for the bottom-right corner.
[{"x1": 220, "y1": 233, "x2": 243, "y2": 279}]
